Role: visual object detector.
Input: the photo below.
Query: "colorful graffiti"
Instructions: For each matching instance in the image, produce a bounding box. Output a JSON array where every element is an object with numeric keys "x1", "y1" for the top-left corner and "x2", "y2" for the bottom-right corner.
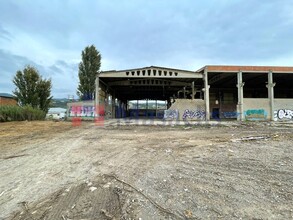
[
  {"x1": 244, "y1": 109, "x2": 267, "y2": 120},
  {"x1": 69, "y1": 105, "x2": 106, "y2": 117},
  {"x1": 182, "y1": 109, "x2": 205, "y2": 120},
  {"x1": 276, "y1": 109, "x2": 293, "y2": 120},
  {"x1": 69, "y1": 106, "x2": 95, "y2": 117},
  {"x1": 222, "y1": 111, "x2": 239, "y2": 118},
  {"x1": 163, "y1": 109, "x2": 179, "y2": 120}
]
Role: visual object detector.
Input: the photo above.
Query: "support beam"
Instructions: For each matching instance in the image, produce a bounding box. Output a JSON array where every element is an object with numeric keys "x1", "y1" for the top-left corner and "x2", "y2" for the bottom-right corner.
[
  {"x1": 192, "y1": 81, "x2": 195, "y2": 100},
  {"x1": 237, "y1": 71, "x2": 245, "y2": 121},
  {"x1": 112, "y1": 95, "x2": 116, "y2": 118},
  {"x1": 183, "y1": 87, "x2": 186, "y2": 99},
  {"x1": 267, "y1": 71, "x2": 276, "y2": 121},
  {"x1": 203, "y1": 68, "x2": 210, "y2": 121},
  {"x1": 95, "y1": 76, "x2": 99, "y2": 117}
]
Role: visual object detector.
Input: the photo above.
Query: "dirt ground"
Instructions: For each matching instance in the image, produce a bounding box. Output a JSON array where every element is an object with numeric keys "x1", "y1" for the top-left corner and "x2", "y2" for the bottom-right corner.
[{"x1": 0, "y1": 120, "x2": 292, "y2": 219}]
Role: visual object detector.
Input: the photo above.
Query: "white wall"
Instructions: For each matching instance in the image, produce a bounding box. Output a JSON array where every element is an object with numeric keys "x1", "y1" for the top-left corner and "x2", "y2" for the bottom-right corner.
[
  {"x1": 274, "y1": 99, "x2": 293, "y2": 121},
  {"x1": 167, "y1": 99, "x2": 205, "y2": 120}
]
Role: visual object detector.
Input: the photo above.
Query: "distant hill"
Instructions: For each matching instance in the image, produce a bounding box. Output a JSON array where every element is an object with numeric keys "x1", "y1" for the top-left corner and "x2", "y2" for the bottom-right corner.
[{"x1": 50, "y1": 98, "x2": 72, "y2": 109}]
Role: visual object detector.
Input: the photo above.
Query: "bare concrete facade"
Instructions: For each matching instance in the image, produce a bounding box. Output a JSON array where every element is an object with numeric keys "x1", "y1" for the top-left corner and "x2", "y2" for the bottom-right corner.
[
  {"x1": 67, "y1": 65, "x2": 293, "y2": 122},
  {"x1": 196, "y1": 65, "x2": 293, "y2": 121}
]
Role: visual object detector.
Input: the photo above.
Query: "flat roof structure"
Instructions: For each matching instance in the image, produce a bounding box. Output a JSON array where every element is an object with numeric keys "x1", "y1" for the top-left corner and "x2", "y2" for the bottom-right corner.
[
  {"x1": 67, "y1": 64, "x2": 293, "y2": 122},
  {"x1": 99, "y1": 66, "x2": 203, "y2": 101},
  {"x1": 196, "y1": 65, "x2": 293, "y2": 73}
]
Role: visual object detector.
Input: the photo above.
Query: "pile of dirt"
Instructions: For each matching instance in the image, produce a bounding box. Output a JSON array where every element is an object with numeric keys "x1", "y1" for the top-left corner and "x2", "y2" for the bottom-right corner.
[{"x1": 10, "y1": 174, "x2": 182, "y2": 220}]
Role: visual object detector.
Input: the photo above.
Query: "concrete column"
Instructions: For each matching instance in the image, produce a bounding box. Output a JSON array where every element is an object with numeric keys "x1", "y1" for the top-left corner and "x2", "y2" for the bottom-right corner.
[
  {"x1": 267, "y1": 71, "x2": 276, "y2": 121},
  {"x1": 105, "y1": 93, "x2": 109, "y2": 119},
  {"x1": 192, "y1": 81, "x2": 195, "y2": 100},
  {"x1": 112, "y1": 95, "x2": 116, "y2": 118},
  {"x1": 155, "y1": 100, "x2": 157, "y2": 117},
  {"x1": 183, "y1": 87, "x2": 186, "y2": 99},
  {"x1": 203, "y1": 68, "x2": 210, "y2": 121},
  {"x1": 95, "y1": 76, "x2": 99, "y2": 117},
  {"x1": 119, "y1": 100, "x2": 122, "y2": 118},
  {"x1": 237, "y1": 71, "x2": 245, "y2": 121}
]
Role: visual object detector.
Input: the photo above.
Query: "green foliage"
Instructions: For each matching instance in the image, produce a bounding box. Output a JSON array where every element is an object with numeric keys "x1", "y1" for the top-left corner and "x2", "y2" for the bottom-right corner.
[
  {"x1": 50, "y1": 98, "x2": 70, "y2": 109},
  {"x1": 0, "y1": 105, "x2": 46, "y2": 122},
  {"x1": 13, "y1": 66, "x2": 52, "y2": 113},
  {"x1": 77, "y1": 45, "x2": 101, "y2": 100},
  {"x1": 38, "y1": 79, "x2": 52, "y2": 112}
]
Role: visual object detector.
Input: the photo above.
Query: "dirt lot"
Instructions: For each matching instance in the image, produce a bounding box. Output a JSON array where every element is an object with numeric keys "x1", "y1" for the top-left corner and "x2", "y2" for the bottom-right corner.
[{"x1": 0, "y1": 120, "x2": 292, "y2": 219}]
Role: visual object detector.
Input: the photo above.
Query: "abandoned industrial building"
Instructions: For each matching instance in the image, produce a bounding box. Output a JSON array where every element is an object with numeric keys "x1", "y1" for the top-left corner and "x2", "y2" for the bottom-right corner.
[{"x1": 68, "y1": 65, "x2": 293, "y2": 121}]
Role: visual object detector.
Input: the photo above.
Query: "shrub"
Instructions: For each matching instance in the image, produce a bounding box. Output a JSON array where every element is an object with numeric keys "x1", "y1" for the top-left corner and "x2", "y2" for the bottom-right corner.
[{"x1": 0, "y1": 105, "x2": 46, "y2": 122}]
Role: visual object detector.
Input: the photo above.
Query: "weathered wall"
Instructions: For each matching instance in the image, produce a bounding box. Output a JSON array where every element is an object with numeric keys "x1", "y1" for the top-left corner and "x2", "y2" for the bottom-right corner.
[
  {"x1": 0, "y1": 97, "x2": 17, "y2": 106},
  {"x1": 67, "y1": 101, "x2": 95, "y2": 119},
  {"x1": 67, "y1": 99, "x2": 113, "y2": 119},
  {"x1": 166, "y1": 99, "x2": 205, "y2": 120},
  {"x1": 274, "y1": 99, "x2": 293, "y2": 121},
  {"x1": 243, "y1": 98, "x2": 270, "y2": 120}
]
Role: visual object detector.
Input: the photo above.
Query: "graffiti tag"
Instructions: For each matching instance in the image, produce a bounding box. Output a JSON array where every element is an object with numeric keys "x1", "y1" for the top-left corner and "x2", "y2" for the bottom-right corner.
[
  {"x1": 245, "y1": 109, "x2": 267, "y2": 120},
  {"x1": 69, "y1": 105, "x2": 105, "y2": 117},
  {"x1": 222, "y1": 112, "x2": 238, "y2": 118},
  {"x1": 182, "y1": 109, "x2": 205, "y2": 120},
  {"x1": 277, "y1": 109, "x2": 293, "y2": 120},
  {"x1": 69, "y1": 106, "x2": 95, "y2": 117},
  {"x1": 164, "y1": 109, "x2": 179, "y2": 120}
]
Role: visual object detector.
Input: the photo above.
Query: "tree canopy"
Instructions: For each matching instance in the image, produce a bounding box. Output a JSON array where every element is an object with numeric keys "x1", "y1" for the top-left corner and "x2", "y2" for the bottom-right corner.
[
  {"x1": 77, "y1": 45, "x2": 101, "y2": 100},
  {"x1": 13, "y1": 66, "x2": 52, "y2": 113}
]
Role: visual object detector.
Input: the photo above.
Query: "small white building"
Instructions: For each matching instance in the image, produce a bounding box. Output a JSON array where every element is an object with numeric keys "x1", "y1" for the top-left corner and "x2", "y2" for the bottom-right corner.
[{"x1": 46, "y1": 108, "x2": 67, "y2": 120}]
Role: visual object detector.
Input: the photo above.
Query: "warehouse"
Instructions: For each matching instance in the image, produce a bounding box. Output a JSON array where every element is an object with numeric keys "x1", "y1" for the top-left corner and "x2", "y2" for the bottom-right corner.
[
  {"x1": 68, "y1": 65, "x2": 293, "y2": 121},
  {"x1": 0, "y1": 93, "x2": 17, "y2": 106}
]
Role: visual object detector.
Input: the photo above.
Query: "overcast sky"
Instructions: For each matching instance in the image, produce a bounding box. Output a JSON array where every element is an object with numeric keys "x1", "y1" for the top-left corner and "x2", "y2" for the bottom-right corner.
[{"x1": 1, "y1": 0, "x2": 293, "y2": 98}]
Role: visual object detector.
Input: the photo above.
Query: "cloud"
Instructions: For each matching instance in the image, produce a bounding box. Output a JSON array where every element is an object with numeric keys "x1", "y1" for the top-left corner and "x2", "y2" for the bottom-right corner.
[
  {"x1": 0, "y1": 49, "x2": 79, "y2": 98},
  {"x1": 0, "y1": 0, "x2": 293, "y2": 97},
  {"x1": 0, "y1": 25, "x2": 12, "y2": 41}
]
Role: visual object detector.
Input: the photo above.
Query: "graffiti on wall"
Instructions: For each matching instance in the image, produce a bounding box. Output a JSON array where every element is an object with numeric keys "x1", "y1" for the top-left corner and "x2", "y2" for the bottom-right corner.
[
  {"x1": 69, "y1": 105, "x2": 106, "y2": 117},
  {"x1": 182, "y1": 109, "x2": 205, "y2": 120},
  {"x1": 69, "y1": 106, "x2": 95, "y2": 117},
  {"x1": 244, "y1": 109, "x2": 267, "y2": 120},
  {"x1": 274, "y1": 109, "x2": 293, "y2": 120},
  {"x1": 222, "y1": 111, "x2": 238, "y2": 118},
  {"x1": 163, "y1": 109, "x2": 179, "y2": 120}
]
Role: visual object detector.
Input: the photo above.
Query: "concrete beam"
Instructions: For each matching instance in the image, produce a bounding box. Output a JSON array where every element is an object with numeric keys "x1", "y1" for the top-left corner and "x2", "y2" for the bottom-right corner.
[
  {"x1": 237, "y1": 71, "x2": 245, "y2": 121},
  {"x1": 204, "y1": 68, "x2": 210, "y2": 121},
  {"x1": 100, "y1": 67, "x2": 203, "y2": 79},
  {"x1": 267, "y1": 71, "x2": 276, "y2": 121},
  {"x1": 108, "y1": 79, "x2": 191, "y2": 87},
  {"x1": 192, "y1": 81, "x2": 195, "y2": 100},
  {"x1": 95, "y1": 76, "x2": 99, "y2": 117}
]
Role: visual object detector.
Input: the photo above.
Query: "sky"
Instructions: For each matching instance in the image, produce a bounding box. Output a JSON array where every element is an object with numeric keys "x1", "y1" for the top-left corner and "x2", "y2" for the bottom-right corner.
[{"x1": 1, "y1": 0, "x2": 293, "y2": 98}]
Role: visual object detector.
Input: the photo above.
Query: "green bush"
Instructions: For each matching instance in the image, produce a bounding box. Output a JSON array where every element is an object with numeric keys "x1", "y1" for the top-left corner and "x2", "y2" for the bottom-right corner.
[{"x1": 0, "y1": 105, "x2": 46, "y2": 122}]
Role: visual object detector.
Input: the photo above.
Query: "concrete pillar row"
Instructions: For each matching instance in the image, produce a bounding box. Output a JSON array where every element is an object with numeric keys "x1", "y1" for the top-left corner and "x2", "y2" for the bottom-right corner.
[
  {"x1": 267, "y1": 71, "x2": 276, "y2": 121},
  {"x1": 237, "y1": 71, "x2": 245, "y2": 121}
]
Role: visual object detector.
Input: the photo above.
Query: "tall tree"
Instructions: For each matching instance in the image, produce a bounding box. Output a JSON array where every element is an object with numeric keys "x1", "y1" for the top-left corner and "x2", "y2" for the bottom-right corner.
[
  {"x1": 77, "y1": 45, "x2": 101, "y2": 100},
  {"x1": 38, "y1": 79, "x2": 52, "y2": 112},
  {"x1": 13, "y1": 66, "x2": 52, "y2": 113}
]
